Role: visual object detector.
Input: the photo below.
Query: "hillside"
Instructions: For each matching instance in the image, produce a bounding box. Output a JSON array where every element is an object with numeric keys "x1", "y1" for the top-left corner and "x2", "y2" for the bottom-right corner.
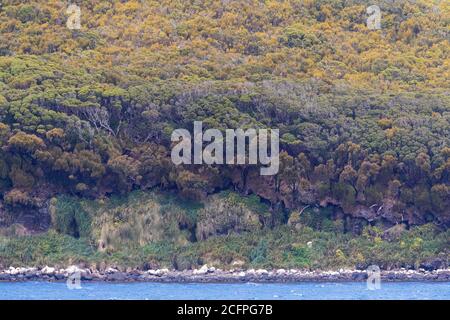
[
  {"x1": 1, "y1": 191, "x2": 448, "y2": 270},
  {"x1": 0, "y1": 0, "x2": 449, "y2": 269}
]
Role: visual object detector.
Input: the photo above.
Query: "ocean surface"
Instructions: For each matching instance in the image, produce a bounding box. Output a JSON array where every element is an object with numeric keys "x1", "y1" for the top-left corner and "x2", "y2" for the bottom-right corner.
[{"x1": 0, "y1": 281, "x2": 449, "y2": 300}]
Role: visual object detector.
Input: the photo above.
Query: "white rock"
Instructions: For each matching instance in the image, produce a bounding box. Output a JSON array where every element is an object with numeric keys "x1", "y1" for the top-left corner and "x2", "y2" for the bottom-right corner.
[
  {"x1": 105, "y1": 267, "x2": 118, "y2": 273},
  {"x1": 255, "y1": 269, "x2": 268, "y2": 275},
  {"x1": 65, "y1": 265, "x2": 82, "y2": 274},
  {"x1": 16, "y1": 267, "x2": 27, "y2": 274},
  {"x1": 208, "y1": 266, "x2": 216, "y2": 273},
  {"x1": 193, "y1": 265, "x2": 209, "y2": 275},
  {"x1": 10, "y1": 268, "x2": 20, "y2": 275},
  {"x1": 41, "y1": 266, "x2": 55, "y2": 274},
  {"x1": 276, "y1": 269, "x2": 286, "y2": 274},
  {"x1": 238, "y1": 271, "x2": 246, "y2": 277},
  {"x1": 147, "y1": 269, "x2": 168, "y2": 276}
]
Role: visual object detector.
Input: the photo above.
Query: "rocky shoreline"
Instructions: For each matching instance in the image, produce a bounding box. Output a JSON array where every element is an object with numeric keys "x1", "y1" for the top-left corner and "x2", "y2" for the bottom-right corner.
[{"x1": 1, "y1": 265, "x2": 450, "y2": 283}]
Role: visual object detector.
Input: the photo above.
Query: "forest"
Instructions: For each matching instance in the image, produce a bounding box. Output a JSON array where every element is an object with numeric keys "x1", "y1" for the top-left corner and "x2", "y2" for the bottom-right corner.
[{"x1": 0, "y1": 0, "x2": 448, "y2": 269}]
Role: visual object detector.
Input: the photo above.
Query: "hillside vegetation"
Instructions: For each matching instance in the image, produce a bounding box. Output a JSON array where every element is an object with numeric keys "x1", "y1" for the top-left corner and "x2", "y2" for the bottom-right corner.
[
  {"x1": 1, "y1": 191, "x2": 448, "y2": 270},
  {"x1": 0, "y1": 0, "x2": 448, "y2": 268}
]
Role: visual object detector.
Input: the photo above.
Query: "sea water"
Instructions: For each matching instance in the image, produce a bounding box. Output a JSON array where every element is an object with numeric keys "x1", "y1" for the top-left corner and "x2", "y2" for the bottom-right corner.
[{"x1": 0, "y1": 281, "x2": 449, "y2": 300}]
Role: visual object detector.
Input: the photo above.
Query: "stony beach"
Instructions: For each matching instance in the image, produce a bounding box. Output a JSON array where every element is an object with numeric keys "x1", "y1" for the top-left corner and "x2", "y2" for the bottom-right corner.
[{"x1": 1, "y1": 265, "x2": 450, "y2": 283}]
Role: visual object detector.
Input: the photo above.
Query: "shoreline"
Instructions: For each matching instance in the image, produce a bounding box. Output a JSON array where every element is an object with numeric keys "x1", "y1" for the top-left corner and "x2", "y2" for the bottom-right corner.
[{"x1": 1, "y1": 266, "x2": 450, "y2": 283}]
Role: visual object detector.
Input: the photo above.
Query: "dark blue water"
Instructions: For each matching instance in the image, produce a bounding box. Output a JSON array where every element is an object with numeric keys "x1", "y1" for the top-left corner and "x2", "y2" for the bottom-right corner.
[{"x1": 1, "y1": 282, "x2": 449, "y2": 300}]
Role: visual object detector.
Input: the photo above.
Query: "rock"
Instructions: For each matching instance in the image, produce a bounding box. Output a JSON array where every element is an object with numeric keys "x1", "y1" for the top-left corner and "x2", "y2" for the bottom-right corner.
[
  {"x1": 81, "y1": 273, "x2": 93, "y2": 281},
  {"x1": 0, "y1": 274, "x2": 12, "y2": 281},
  {"x1": 437, "y1": 271, "x2": 450, "y2": 281},
  {"x1": 41, "y1": 266, "x2": 55, "y2": 275},
  {"x1": 1, "y1": 266, "x2": 450, "y2": 284},
  {"x1": 25, "y1": 273, "x2": 35, "y2": 279},
  {"x1": 147, "y1": 269, "x2": 159, "y2": 276},
  {"x1": 15, "y1": 267, "x2": 27, "y2": 274},
  {"x1": 106, "y1": 272, "x2": 127, "y2": 281},
  {"x1": 65, "y1": 265, "x2": 82, "y2": 274},
  {"x1": 255, "y1": 269, "x2": 268, "y2": 275},
  {"x1": 148, "y1": 268, "x2": 169, "y2": 276},
  {"x1": 105, "y1": 267, "x2": 118, "y2": 274},
  {"x1": 351, "y1": 272, "x2": 367, "y2": 281},
  {"x1": 54, "y1": 274, "x2": 65, "y2": 280},
  {"x1": 9, "y1": 267, "x2": 19, "y2": 275},
  {"x1": 231, "y1": 260, "x2": 245, "y2": 267},
  {"x1": 193, "y1": 265, "x2": 209, "y2": 275}
]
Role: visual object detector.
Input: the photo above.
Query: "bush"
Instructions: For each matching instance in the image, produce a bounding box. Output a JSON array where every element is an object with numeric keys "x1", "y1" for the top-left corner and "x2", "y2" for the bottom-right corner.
[
  {"x1": 249, "y1": 239, "x2": 268, "y2": 265},
  {"x1": 0, "y1": 231, "x2": 96, "y2": 267},
  {"x1": 54, "y1": 196, "x2": 91, "y2": 239}
]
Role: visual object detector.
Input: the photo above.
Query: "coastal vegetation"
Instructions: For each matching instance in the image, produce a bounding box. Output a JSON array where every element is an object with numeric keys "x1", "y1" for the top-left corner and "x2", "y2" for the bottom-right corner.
[
  {"x1": 0, "y1": 191, "x2": 448, "y2": 270},
  {"x1": 0, "y1": 0, "x2": 448, "y2": 270}
]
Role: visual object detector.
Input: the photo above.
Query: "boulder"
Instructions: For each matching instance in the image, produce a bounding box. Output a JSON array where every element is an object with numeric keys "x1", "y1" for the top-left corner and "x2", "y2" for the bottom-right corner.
[
  {"x1": 193, "y1": 265, "x2": 209, "y2": 275},
  {"x1": 106, "y1": 272, "x2": 127, "y2": 281},
  {"x1": 65, "y1": 265, "x2": 82, "y2": 274},
  {"x1": 255, "y1": 269, "x2": 268, "y2": 275},
  {"x1": 41, "y1": 266, "x2": 55, "y2": 275}
]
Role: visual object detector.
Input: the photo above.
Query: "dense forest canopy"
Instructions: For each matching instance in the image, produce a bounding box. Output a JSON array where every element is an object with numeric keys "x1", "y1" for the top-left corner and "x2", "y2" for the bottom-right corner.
[{"x1": 0, "y1": 0, "x2": 449, "y2": 231}]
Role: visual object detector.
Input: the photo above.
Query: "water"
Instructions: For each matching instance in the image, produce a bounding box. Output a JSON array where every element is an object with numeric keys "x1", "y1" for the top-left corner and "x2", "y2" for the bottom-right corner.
[{"x1": 0, "y1": 281, "x2": 449, "y2": 300}]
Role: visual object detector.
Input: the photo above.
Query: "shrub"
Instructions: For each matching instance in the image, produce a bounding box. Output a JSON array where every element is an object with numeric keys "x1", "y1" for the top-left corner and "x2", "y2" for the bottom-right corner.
[{"x1": 54, "y1": 196, "x2": 91, "y2": 239}]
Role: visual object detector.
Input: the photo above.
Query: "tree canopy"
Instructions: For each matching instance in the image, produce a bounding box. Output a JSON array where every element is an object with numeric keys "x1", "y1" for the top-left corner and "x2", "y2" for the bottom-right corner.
[{"x1": 0, "y1": 0, "x2": 448, "y2": 227}]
